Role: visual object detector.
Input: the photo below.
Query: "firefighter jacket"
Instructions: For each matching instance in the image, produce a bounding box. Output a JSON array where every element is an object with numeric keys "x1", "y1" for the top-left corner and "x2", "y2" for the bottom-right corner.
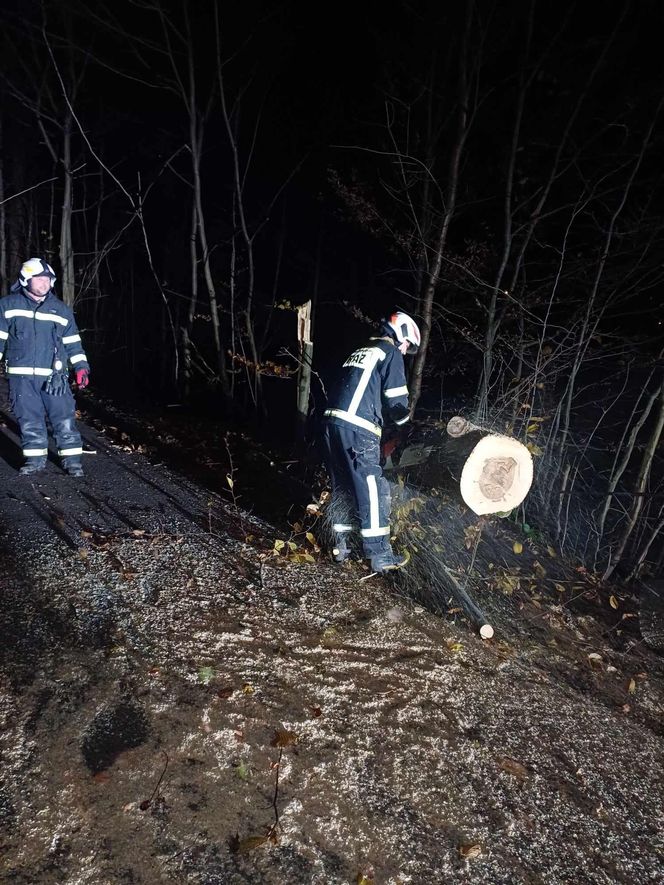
[
  {"x1": 324, "y1": 337, "x2": 410, "y2": 437},
  {"x1": 0, "y1": 289, "x2": 89, "y2": 378}
]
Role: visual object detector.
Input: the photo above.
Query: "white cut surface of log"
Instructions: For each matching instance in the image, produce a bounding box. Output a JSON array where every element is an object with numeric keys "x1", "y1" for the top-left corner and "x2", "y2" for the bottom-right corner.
[{"x1": 459, "y1": 434, "x2": 533, "y2": 516}]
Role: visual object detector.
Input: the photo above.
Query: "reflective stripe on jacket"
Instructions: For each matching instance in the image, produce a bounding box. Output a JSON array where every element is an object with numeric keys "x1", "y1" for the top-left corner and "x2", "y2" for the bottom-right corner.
[
  {"x1": 0, "y1": 290, "x2": 89, "y2": 375},
  {"x1": 324, "y1": 337, "x2": 410, "y2": 436}
]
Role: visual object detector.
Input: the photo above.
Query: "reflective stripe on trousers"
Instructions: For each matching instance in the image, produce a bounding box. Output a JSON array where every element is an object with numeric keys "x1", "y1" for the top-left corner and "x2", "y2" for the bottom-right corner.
[
  {"x1": 322, "y1": 421, "x2": 392, "y2": 556},
  {"x1": 8, "y1": 376, "x2": 82, "y2": 463}
]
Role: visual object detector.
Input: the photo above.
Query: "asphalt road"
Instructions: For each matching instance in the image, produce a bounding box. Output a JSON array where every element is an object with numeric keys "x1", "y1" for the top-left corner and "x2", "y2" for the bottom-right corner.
[{"x1": 0, "y1": 378, "x2": 212, "y2": 546}]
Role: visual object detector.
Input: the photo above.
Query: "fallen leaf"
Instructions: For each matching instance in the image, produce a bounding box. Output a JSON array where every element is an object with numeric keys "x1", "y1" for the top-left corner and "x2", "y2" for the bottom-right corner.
[
  {"x1": 235, "y1": 761, "x2": 250, "y2": 780},
  {"x1": 533, "y1": 560, "x2": 547, "y2": 579},
  {"x1": 464, "y1": 524, "x2": 481, "y2": 550},
  {"x1": 238, "y1": 835, "x2": 269, "y2": 854},
  {"x1": 217, "y1": 686, "x2": 234, "y2": 699},
  {"x1": 628, "y1": 678, "x2": 636, "y2": 694},
  {"x1": 554, "y1": 583, "x2": 566, "y2": 593},
  {"x1": 78, "y1": 548, "x2": 88, "y2": 561},
  {"x1": 198, "y1": 666, "x2": 215, "y2": 685},
  {"x1": 609, "y1": 595, "x2": 619, "y2": 610},
  {"x1": 513, "y1": 541, "x2": 523, "y2": 554},
  {"x1": 546, "y1": 545, "x2": 557, "y2": 558},
  {"x1": 271, "y1": 729, "x2": 298, "y2": 748},
  {"x1": 587, "y1": 652, "x2": 602, "y2": 665},
  {"x1": 459, "y1": 843, "x2": 482, "y2": 859},
  {"x1": 496, "y1": 573, "x2": 520, "y2": 595},
  {"x1": 321, "y1": 627, "x2": 339, "y2": 644},
  {"x1": 241, "y1": 683, "x2": 254, "y2": 695},
  {"x1": 289, "y1": 551, "x2": 315, "y2": 564},
  {"x1": 498, "y1": 756, "x2": 529, "y2": 779}
]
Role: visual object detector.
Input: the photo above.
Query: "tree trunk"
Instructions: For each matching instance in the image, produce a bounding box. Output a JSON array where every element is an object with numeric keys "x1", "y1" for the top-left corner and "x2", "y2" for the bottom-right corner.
[
  {"x1": 191, "y1": 124, "x2": 229, "y2": 397},
  {"x1": 215, "y1": 2, "x2": 261, "y2": 411},
  {"x1": 0, "y1": 115, "x2": 6, "y2": 292},
  {"x1": 181, "y1": 197, "x2": 198, "y2": 399},
  {"x1": 408, "y1": 0, "x2": 473, "y2": 410},
  {"x1": 59, "y1": 111, "x2": 75, "y2": 306},
  {"x1": 596, "y1": 378, "x2": 662, "y2": 544},
  {"x1": 629, "y1": 505, "x2": 664, "y2": 582},
  {"x1": 476, "y1": 1, "x2": 533, "y2": 419},
  {"x1": 604, "y1": 387, "x2": 664, "y2": 581}
]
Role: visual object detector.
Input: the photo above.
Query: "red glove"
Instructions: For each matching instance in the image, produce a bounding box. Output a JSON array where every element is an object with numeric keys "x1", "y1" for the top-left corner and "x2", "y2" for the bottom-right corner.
[{"x1": 75, "y1": 368, "x2": 90, "y2": 388}]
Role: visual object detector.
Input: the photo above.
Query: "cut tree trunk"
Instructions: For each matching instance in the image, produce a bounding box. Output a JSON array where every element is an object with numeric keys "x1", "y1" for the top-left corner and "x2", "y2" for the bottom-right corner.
[{"x1": 391, "y1": 416, "x2": 534, "y2": 516}]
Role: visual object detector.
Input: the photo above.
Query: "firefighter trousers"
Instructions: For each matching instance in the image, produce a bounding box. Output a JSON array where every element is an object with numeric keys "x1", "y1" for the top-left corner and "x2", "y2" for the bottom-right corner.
[
  {"x1": 9, "y1": 376, "x2": 83, "y2": 462},
  {"x1": 322, "y1": 421, "x2": 392, "y2": 556}
]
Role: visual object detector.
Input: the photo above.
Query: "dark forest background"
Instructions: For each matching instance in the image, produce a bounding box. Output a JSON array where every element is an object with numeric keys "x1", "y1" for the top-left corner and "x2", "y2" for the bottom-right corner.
[{"x1": 1, "y1": 0, "x2": 663, "y2": 580}]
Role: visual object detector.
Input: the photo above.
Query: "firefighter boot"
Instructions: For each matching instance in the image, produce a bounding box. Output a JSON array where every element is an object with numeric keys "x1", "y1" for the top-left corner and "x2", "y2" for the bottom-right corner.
[
  {"x1": 368, "y1": 542, "x2": 410, "y2": 574},
  {"x1": 62, "y1": 457, "x2": 84, "y2": 478},
  {"x1": 370, "y1": 549, "x2": 410, "y2": 573},
  {"x1": 19, "y1": 457, "x2": 47, "y2": 476}
]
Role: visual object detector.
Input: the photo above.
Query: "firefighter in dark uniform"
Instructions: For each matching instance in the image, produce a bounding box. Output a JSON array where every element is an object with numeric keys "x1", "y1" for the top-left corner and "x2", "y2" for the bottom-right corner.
[
  {"x1": 323, "y1": 311, "x2": 421, "y2": 573},
  {"x1": 0, "y1": 258, "x2": 90, "y2": 477}
]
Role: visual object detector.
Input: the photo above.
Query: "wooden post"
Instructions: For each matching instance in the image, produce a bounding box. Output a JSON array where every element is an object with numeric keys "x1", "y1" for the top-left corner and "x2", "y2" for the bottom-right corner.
[{"x1": 296, "y1": 300, "x2": 313, "y2": 433}]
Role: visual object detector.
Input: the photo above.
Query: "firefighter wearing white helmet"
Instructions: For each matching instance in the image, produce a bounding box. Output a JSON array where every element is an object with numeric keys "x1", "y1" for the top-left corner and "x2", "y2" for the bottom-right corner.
[
  {"x1": 322, "y1": 310, "x2": 421, "y2": 573},
  {"x1": 0, "y1": 257, "x2": 90, "y2": 477},
  {"x1": 385, "y1": 310, "x2": 421, "y2": 355}
]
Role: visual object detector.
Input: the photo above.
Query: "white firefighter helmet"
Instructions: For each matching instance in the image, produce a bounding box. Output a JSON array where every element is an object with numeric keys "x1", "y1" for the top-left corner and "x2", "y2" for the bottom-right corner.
[
  {"x1": 18, "y1": 257, "x2": 56, "y2": 290},
  {"x1": 385, "y1": 311, "x2": 421, "y2": 354}
]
